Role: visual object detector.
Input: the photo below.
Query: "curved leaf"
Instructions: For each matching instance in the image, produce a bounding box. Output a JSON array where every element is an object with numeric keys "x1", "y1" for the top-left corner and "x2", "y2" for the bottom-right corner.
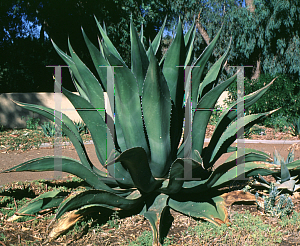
[
  {"x1": 12, "y1": 101, "x2": 94, "y2": 171},
  {"x1": 1, "y1": 156, "x2": 121, "y2": 192},
  {"x1": 159, "y1": 158, "x2": 208, "y2": 195},
  {"x1": 212, "y1": 162, "x2": 278, "y2": 188},
  {"x1": 55, "y1": 189, "x2": 143, "y2": 220},
  {"x1": 69, "y1": 69, "x2": 90, "y2": 101},
  {"x1": 209, "y1": 109, "x2": 279, "y2": 167},
  {"x1": 82, "y1": 27, "x2": 109, "y2": 91},
  {"x1": 49, "y1": 204, "x2": 114, "y2": 241},
  {"x1": 198, "y1": 37, "x2": 231, "y2": 99},
  {"x1": 191, "y1": 25, "x2": 223, "y2": 108},
  {"x1": 68, "y1": 40, "x2": 105, "y2": 119},
  {"x1": 62, "y1": 87, "x2": 112, "y2": 167},
  {"x1": 192, "y1": 72, "x2": 237, "y2": 157},
  {"x1": 148, "y1": 15, "x2": 167, "y2": 57},
  {"x1": 168, "y1": 196, "x2": 228, "y2": 226},
  {"x1": 225, "y1": 148, "x2": 272, "y2": 163},
  {"x1": 206, "y1": 78, "x2": 276, "y2": 157},
  {"x1": 7, "y1": 190, "x2": 68, "y2": 221},
  {"x1": 51, "y1": 40, "x2": 89, "y2": 96},
  {"x1": 94, "y1": 15, "x2": 124, "y2": 63},
  {"x1": 130, "y1": 18, "x2": 149, "y2": 96},
  {"x1": 108, "y1": 147, "x2": 162, "y2": 193},
  {"x1": 143, "y1": 195, "x2": 173, "y2": 245},
  {"x1": 142, "y1": 46, "x2": 172, "y2": 177}
]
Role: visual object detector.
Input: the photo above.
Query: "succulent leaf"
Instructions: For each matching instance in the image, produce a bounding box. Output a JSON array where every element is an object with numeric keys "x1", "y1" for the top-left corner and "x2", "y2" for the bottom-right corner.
[
  {"x1": 197, "y1": 37, "x2": 232, "y2": 99},
  {"x1": 103, "y1": 46, "x2": 150, "y2": 155},
  {"x1": 68, "y1": 39, "x2": 105, "y2": 119},
  {"x1": 168, "y1": 196, "x2": 228, "y2": 226},
  {"x1": 55, "y1": 189, "x2": 143, "y2": 220},
  {"x1": 10, "y1": 101, "x2": 95, "y2": 171},
  {"x1": 51, "y1": 40, "x2": 89, "y2": 96},
  {"x1": 225, "y1": 148, "x2": 272, "y2": 163},
  {"x1": 149, "y1": 15, "x2": 167, "y2": 59},
  {"x1": 143, "y1": 46, "x2": 172, "y2": 177},
  {"x1": 204, "y1": 79, "x2": 276, "y2": 160},
  {"x1": 94, "y1": 16, "x2": 125, "y2": 63},
  {"x1": 191, "y1": 25, "x2": 223, "y2": 108},
  {"x1": 81, "y1": 27, "x2": 109, "y2": 91},
  {"x1": 130, "y1": 18, "x2": 149, "y2": 96},
  {"x1": 192, "y1": 72, "x2": 238, "y2": 157},
  {"x1": 209, "y1": 109, "x2": 280, "y2": 166},
  {"x1": 162, "y1": 17, "x2": 185, "y2": 108},
  {"x1": 62, "y1": 87, "x2": 111, "y2": 166},
  {"x1": 6, "y1": 16, "x2": 289, "y2": 242},
  {"x1": 1, "y1": 156, "x2": 120, "y2": 192},
  {"x1": 7, "y1": 190, "x2": 68, "y2": 222},
  {"x1": 108, "y1": 147, "x2": 162, "y2": 193}
]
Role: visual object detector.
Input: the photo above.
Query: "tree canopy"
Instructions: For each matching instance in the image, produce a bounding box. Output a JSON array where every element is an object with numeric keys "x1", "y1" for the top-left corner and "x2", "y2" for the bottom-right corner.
[
  {"x1": 0, "y1": 0, "x2": 168, "y2": 92},
  {"x1": 1, "y1": 0, "x2": 299, "y2": 93},
  {"x1": 165, "y1": 0, "x2": 300, "y2": 81}
]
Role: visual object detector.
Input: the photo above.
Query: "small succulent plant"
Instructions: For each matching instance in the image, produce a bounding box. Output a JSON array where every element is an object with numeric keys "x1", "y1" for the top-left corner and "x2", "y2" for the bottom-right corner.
[
  {"x1": 252, "y1": 148, "x2": 300, "y2": 193},
  {"x1": 41, "y1": 121, "x2": 88, "y2": 137},
  {"x1": 255, "y1": 182, "x2": 294, "y2": 218}
]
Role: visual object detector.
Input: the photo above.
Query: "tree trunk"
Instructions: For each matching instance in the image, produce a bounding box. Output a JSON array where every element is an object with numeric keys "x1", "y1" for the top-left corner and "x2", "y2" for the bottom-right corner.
[
  {"x1": 196, "y1": 1, "x2": 261, "y2": 79},
  {"x1": 40, "y1": 21, "x2": 45, "y2": 43},
  {"x1": 246, "y1": 0, "x2": 261, "y2": 79},
  {"x1": 251, "y1": 55, "x2": 261, "y2": 80},
  {"x1": 196, "y1": 12, "x2": 210, "y2": 46},
  {"x1": 245, "y1": 0, "x2": 255, "y2": 13}
]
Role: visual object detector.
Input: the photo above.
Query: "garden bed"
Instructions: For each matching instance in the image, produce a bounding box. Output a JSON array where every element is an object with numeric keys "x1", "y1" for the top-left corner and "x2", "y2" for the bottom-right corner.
[{"x1": 0, "y1": 125, "x2": 300, "y2": 245}]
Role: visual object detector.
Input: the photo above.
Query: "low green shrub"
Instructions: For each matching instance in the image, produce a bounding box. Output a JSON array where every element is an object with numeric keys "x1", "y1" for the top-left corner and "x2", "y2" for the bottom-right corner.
[{"x1": 22, "y1": 116, "x2": 40, "y2": 130}]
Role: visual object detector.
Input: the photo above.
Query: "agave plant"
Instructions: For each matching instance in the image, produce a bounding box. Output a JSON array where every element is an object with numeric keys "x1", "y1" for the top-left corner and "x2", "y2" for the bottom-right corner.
[
  {"x1": 1, "y1": 16, "x2": 283, "y2": 244},
  {"x1": 252, "y1": 148, "x2": 300, "y2": 193}
]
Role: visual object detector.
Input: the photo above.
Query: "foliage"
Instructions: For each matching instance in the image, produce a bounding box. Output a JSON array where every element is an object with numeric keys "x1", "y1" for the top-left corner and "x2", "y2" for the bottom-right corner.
[
  {"x1": 245, "y1": 147, "x2": 300, "y2": 218},
  {"x1": 289, "y1": 116, "x2": 300, "y2": 138},
  {"x1": 250, "y1": 147, "x2": 300, "y2": 193},
  {"x1": 0, "y1": 0, "x2": 169, "y2": 92},
  {"x1": 22, "y1": 116, "x2": 40, "y2": 130},
  {"x1": 1, "y1": 16, "x2": 284, "y2": 245},
  {"x1": 190, "y1": 209, "x2": 286, "y2": 245},
  {"x1": 3, "y1": 177, "x2": 300, "y2": 244},
  {"x1": 255, "y1": 183, "x2": 294, "y2": 218},
  {"x1": 244, "y1": 124, "x2": 266, "y2": 138},
  {"x1": 227, "y1": 73, "x2": 300, "y2": 128},
  {"x1": 0, "y1": 36, "x2": 65, "y2": 92},
  {"x1": 73, "y1": 121, "x2": 89, "y2": 135},
  {"x1": 165, "y1": 0, "x2": 300, "y2": 80},
  {"x1": 40, "y1": 120, "x2": 88, "y2": 137}
]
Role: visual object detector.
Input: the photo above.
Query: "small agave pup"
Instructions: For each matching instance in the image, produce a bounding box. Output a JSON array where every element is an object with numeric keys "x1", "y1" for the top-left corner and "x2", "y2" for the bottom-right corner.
[
  {"x1": 1, "y1": 16, "x2": 285, "y2": 244},
  {"x1": 252, "y1": 148, "x2": 300, "y2": 193}
]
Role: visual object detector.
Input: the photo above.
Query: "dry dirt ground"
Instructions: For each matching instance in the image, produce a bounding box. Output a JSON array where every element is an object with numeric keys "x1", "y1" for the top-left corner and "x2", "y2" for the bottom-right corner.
[{"x1": 0, "y1": 126, "x2": 300, "y2": 245}]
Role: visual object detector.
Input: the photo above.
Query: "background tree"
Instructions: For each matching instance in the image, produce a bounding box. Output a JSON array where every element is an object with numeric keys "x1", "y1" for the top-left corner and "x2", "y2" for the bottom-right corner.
[
  {"x1": 164, "y1": 0, "x2": 300, "y2": 82},
  {"x1": 0, "y1": 0, "x2": 169, "y2": 92}
]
